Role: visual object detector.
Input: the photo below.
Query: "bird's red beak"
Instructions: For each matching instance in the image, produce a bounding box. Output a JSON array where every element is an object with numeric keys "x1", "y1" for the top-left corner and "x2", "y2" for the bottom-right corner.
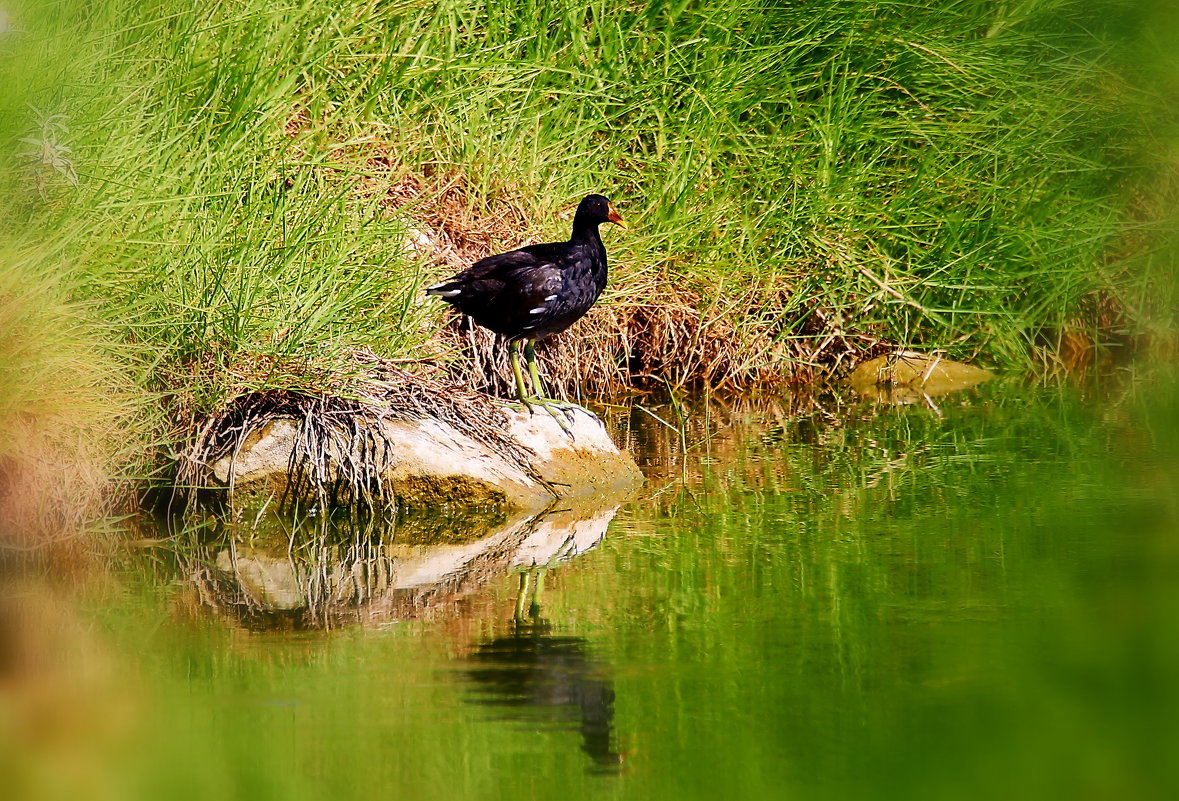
[{"x1": 607, "y1": 202, "x2": 627, "y2": 229}]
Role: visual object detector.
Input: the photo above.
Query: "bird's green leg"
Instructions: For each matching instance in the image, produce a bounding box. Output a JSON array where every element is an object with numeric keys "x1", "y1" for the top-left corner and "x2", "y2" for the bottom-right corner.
[
  {"x1": 525, "y1": 342, "x2": 598, "y2": 431},
  {"x1": 527, "y1": 342, "x2": 572, "y2": 405},
  {"x1": 511, "y1": 339, "x2": 574, "y2": 437},
  {"x1": 509, "y1": 339, "x2": 531, "y2": 402},
  {"x1": 525, "y1": 341, "x2": 579, "y2": 414},
  {"x1": 524, "y1": 340, "x2": 550, "y2": 399}
]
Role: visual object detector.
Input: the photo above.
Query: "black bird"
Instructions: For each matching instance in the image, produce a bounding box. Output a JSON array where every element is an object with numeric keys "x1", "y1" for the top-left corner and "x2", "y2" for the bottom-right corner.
[{"x1": 426, "y1": 194, "x2": 626, "y2": 422}]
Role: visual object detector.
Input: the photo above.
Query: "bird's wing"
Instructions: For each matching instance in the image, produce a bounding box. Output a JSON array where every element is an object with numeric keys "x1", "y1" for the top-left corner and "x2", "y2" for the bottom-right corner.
[
  {"x1": 435, "y1": 247, "x2": 529, "y2": 280},
  {"x1": 494, "y1": 250, "x2": 564, "y2": 302},
  {"x1": 517, "y1": 241, "x2": 569, "y2": 264},
  {"x1": 428, "y1": 248, "x2": 563, "y2": 306}
]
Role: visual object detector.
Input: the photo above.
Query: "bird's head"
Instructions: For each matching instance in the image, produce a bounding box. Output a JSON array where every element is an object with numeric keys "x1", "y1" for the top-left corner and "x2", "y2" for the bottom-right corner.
[{"x1": 576, "y1": 194, "x2": 627, "y2": 229}]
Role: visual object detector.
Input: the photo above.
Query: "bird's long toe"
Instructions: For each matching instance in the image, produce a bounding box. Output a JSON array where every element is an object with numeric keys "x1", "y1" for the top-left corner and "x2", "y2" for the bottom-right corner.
[{"x1": 517, "y1": 396, "x2": 577, "y2": 438}]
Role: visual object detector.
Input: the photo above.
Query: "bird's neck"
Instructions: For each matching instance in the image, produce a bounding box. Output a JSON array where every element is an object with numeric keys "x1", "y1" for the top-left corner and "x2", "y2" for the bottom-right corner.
[{"x1": 570, "y1": 218, "x2": 603, "y2": 244}]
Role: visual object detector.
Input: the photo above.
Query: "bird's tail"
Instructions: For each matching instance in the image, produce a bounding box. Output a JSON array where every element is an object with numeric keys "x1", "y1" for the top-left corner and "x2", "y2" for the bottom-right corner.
[{"x1": 425, "y1": 281, "x2": 462, "y2": 298}]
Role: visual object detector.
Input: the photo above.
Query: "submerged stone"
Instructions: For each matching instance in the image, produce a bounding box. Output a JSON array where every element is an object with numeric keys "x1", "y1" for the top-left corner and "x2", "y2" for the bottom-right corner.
[{"x1": 849, "y1": 351, "x2": 993, "y2": 403}]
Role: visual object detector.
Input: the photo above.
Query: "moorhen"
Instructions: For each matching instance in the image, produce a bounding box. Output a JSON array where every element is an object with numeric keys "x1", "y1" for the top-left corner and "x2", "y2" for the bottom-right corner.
[{"x1": 427, "y1": 194, "x2": 626, "y2": 427}]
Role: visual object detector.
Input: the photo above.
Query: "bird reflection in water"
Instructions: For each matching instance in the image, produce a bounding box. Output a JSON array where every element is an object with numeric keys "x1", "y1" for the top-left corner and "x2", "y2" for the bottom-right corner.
[{"x1": 463, "y1": 569, "x2": 624, "y2": 774}]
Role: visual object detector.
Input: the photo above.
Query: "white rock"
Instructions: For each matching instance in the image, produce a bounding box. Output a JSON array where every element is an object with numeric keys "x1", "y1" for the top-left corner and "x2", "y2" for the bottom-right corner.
[{"x1": 208, "y1": 402, "x2": 642, "y2": 512}]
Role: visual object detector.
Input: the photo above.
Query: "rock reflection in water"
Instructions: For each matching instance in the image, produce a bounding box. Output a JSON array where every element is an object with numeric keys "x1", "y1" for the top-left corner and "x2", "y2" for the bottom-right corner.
[
  {"x1": 185, "y1": 502, "x2": 621, "y2": 630},
  {"x1": 464, "y1": 573, "x2": 623, "y2": 774}
]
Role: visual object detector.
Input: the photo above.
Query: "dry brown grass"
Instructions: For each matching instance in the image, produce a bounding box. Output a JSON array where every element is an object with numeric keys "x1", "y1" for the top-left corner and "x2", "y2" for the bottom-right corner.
[
  {"x1": 374, "y1": 165, "x2": 538, "y2": 268},
  {"x1": 430, "y1": 279, "x2": 891, "y2": 399},
  {"x1": 0, "y1": 283, "x2": 135, "y2": 568},
  {"x1": 0, "y1": 420, "x2": 113, "y2": 563}
]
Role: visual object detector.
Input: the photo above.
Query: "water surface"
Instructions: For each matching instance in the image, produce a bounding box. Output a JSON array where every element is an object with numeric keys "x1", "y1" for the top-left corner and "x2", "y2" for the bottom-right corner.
[{"x1": 71, "y1": 375, "x2": 1179, "y2": 799}]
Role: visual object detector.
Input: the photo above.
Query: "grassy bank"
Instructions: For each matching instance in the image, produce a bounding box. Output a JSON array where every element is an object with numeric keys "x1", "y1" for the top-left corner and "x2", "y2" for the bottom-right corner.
[{"x1": 0, "y1": 0, "x2": 1176, "y2": 531}]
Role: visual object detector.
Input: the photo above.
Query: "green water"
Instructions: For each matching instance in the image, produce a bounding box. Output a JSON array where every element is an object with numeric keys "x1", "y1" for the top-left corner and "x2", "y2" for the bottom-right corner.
[{"x1": 76, "y1": 377, "x2": 1179, "y2": 799}]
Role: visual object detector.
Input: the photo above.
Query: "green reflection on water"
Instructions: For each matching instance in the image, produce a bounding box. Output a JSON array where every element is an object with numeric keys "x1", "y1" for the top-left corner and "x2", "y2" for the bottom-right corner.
[{"x1": 106, "y1": 377, "x2": 1179, "y2": 800}]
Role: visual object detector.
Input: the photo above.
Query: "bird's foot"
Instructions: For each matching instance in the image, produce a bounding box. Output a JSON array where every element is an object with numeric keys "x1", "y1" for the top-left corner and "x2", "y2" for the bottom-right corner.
[
  {"x1": 518, "y1": 396, "x2": 584, "y2": 438},
  {"x1": 541, "y1": 397, "x2": 584, "y2": 414}
]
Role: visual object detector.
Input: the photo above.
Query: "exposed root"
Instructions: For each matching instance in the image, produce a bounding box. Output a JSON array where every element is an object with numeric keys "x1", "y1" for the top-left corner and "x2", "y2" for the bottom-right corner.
[{"x1": 172, "y1": 352, "x2": 546, "y2": 515}]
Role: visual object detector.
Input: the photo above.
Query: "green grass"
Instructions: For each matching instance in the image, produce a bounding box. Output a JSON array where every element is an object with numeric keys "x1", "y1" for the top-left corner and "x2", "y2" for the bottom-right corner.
[{"x1": 0, "y1": 0, "x2": 1175, "y2": 492}]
